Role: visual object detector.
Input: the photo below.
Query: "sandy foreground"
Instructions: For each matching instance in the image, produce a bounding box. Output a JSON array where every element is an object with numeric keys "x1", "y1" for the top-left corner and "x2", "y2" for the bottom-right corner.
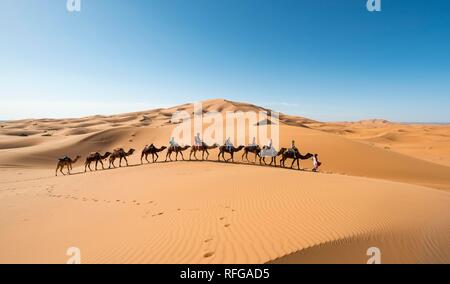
[{"x1": 0, "y1": 99, "x2": 449, "y2": 263}]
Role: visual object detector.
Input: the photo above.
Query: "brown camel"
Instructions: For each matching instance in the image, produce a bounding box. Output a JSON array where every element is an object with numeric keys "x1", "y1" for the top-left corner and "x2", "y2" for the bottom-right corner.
[
  {"x1": 55, "y1": 155, "x2": 81, "y2": 176},
  {"x1": 260, "y1": 148, "x2": 287, "y2": 167},
  {"x1": 165, "y1": 145, "x2": 191, "y2": 161},
  {"x1": 189, "y1": 143, "x2": 219, "y2": 160},
  {"x1": 84, "y1": 152, "x2": 111, "y2": 172},
  {"x1": 280, "y1": 149, "x2": 314, "y2": 170},
  {"x1": 109, "y1": 148, "x2": 135, "y2": 168},
  {"x1": 218, "y1": 145, "x2": 245, "y2": 162},
  {"x1": 241, "y1": 145, "x2": 261, "y2": 163},
  {"x1": 141, "y1": 144, "x2": 167, "y2": 164}
]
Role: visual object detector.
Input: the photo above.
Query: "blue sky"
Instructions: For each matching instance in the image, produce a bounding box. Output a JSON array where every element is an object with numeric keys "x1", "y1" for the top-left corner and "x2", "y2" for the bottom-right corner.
[{"x1": 1, "y1": 0, "x2": 449, "y2": 122}]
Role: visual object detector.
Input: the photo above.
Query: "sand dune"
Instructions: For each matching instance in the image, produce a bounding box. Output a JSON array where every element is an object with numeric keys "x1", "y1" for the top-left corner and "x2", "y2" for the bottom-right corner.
[
  {"x1": 0, "y1": 162, "x2": 448, "y2": 264},
  {"x1": 0, "y1": 98, "x2": 449, "y2": 263}
]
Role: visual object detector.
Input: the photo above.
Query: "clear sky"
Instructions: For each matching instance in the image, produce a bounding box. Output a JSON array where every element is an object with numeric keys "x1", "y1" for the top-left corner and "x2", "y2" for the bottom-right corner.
[{"x1": 1, "y1": 0, "x2": 449, "y2": 122}]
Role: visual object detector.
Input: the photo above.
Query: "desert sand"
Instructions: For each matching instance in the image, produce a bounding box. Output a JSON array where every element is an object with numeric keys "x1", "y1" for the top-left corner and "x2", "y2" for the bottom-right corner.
[{"x1": 0, "y1": 99, "x2": 449, "y2": 263}]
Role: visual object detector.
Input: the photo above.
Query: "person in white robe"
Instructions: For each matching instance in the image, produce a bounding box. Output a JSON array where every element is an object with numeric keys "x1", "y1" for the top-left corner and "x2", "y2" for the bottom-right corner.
[
  {"x1": 169, "y1": 137, "x2": 179, "y2": 149},
  {"x1": 194, "y1": 133, "x2": 203, "y2": 147}
]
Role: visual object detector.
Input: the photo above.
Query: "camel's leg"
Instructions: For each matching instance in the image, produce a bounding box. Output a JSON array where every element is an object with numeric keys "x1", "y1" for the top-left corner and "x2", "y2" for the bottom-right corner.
[
  {"x1": 241, "y1": 151, "x2": 247, "y2": 162},
  {"x1": 124, "y1": 157, "x2": 129, "y2": 166},
  {"x1": 175, "y1": 151, "x2": 179, "y2": 161},
  {"x1": 193, "y1": 150, "x2": 197, "y2": 160},
  {"x1": 145, "y1": 154, "x2": 150, "y2": 164},
  {"x1": 140, "y1": 153, "x2": 144, "y2": 164},
  {"x1": 95, "y1": 160, "x2": 99, "y2": 171},
  {"x1": 60, "y1": 165, "x2": 65, "y2": 176},
  {"x1": 154, "y1": 153, "x2": 159, "y2": 162},
  {"x1": 66, "y1": 164, "x2": 71, "y2": 175},
  {"x1": 99, "y1": 160, "x2": 104, "y2": 170},
  {"x1": 297, "y1": 159, "x2": 300, "y2": 170},
  {"x1": 290, "y1": 159, "x2": 295, "y2": 169},
  {"x1": 88, "y1": 162, "x2": 93, "y2": 171},
  {"x1": 180, "y1": 151, "x2": 185, "y2": 161},
  {"x1": 84, "y1": 162, "x2": 88, "y2": 172},
  {"x1": 55, "y1": 164, "x2": 60, "y2": 176},
  {"x1": 225, "y1": 152, "x2": 231, "y2": 162},
  {"x1": 165, "y1": 151, "x2": 171, "y2": 162},
  {"x1": 119, "y1": 157, "x2": 123, "y2": 167},
  {"x1": 205, "y1": 150, "x2": 209, "y2": 160},
  {"x1": 189, "y1": 150, "x2": 193, "y2": 160}
]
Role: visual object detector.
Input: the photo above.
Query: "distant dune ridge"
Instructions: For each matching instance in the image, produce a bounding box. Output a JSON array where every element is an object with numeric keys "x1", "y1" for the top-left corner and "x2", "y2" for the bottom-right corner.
[{"x1": 0, "y1": 98, "x2": 449, "y2": 263}]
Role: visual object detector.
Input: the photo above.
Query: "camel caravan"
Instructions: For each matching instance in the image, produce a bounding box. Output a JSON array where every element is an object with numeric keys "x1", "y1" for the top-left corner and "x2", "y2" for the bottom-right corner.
[{"x1": 55, "y1": 134, "x2": 322, "y2": 176}]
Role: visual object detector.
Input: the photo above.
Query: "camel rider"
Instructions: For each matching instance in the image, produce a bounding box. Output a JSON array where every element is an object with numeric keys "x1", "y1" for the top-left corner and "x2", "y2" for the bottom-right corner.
[
  {"x1": 194, "y1": 133, "x2": 203, "y2": 147},
  {"x1": 225, "y1": 137, "x2": 233, "y2": 152},
  {"x1": 249, "y1": 137, "x2": 257, "y2": 147},
  {"x1": 265, "y1": 139, "x2": 273, "y2": 150},
  {"x1": 290, "y1": 140, "x2": 298, "y2": 158},
  {"x1": 169, "y1": 137, "x2": 179, "y2": 149}
]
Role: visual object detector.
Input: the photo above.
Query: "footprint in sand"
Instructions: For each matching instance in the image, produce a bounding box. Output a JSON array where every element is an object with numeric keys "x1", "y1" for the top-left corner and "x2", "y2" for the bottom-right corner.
[
  {"x1": 204, "y1": 238, "x2": 213, "y2": 243},
  {"x1": 224, "y1": 224, "x2": 231, "y2": 228},
  {"x1": 152, "y1": 212, "x2": 164, "y2": 217},
  {"x1": 219, "y1": 217, "x2": 225, "y2": 221},
  {"x1": 203, "y1": 252, "x2": 215, "y2": 258}
]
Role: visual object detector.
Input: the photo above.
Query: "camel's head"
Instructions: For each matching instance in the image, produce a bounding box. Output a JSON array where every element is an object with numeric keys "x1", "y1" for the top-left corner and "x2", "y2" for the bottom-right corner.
[
  {"x1": 128, "y1": 149, "x2": 136, "y2": 155},
  {"x1": 237, "y1": 145, "x2": 245, "y2": 151},
  {"x1": 161, "y1": 146, "x2": 167, "y2": 150},
  {"x1": 103, "y1": 152, "x2": 112, "y2": 158},
  {"x1": 212, "y1": 143, "x2": 220, "y2": 147}
]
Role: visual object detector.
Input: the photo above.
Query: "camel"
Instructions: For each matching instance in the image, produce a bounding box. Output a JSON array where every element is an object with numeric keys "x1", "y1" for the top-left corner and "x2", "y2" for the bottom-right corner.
[
  {"x1": 141, "y1": 144, "x2": 167, "y2": 164},
  {"x1": 242, "y1": 145, "x2": 261, "y2": 163},
  {"x1": 109, "y1": 148, "x2": 135, "y2": 168},
  {"x1": 218, "y1": 145, "x2": 245, "y2": 162},
  {"x1": 189, "y1": 143, "x2": 219, "y2": 160},
  {"x1": 55, "y1": 155, "x2": 81, "y2": 176},
  {"x1": 280, "y1": 149, "x2": 314, "y2": 170},
  {"x1": 84, "y1": 152, "x2": 111, "y2": 172},
  {"x1": 165, "y1": 145, "x2": 191, "y2": 161},
  {"x1": 259, "y1": 148, "x2": 287, "y2": 167}
]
